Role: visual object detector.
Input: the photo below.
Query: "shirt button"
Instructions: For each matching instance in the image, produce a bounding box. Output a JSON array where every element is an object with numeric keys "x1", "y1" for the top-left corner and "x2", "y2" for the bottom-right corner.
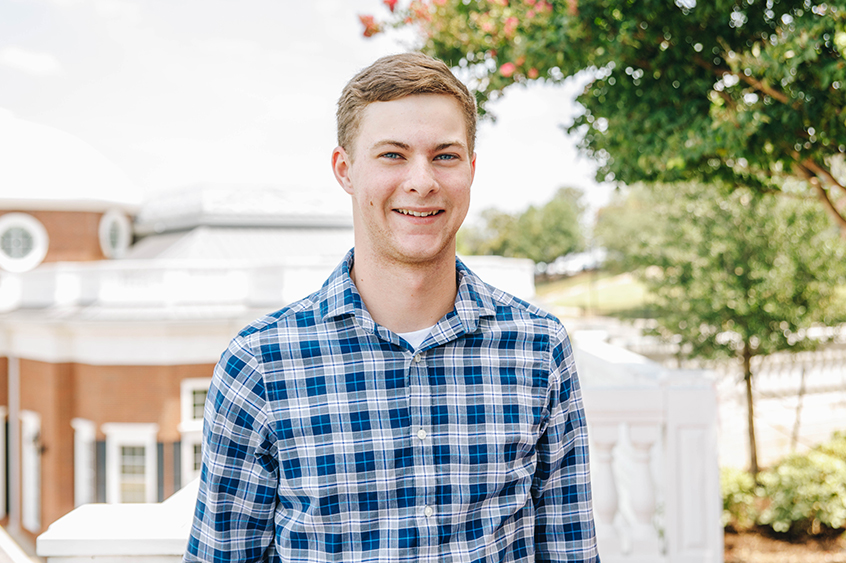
[
  {"x1": 417, "y1": 429, "x2": 427, "y2": 440},
  {"x1": 423, "y1": 506, "x2": 434, "y2": 517},
  {"x1": 413, "y1": 354, "x2": 421, "y2": 363}
]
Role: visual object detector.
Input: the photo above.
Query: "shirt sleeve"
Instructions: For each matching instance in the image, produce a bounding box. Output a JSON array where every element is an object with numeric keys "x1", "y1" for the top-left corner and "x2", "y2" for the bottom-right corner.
[
  {"x1": 532, "y1": 327, "x2": 600, "y2": 562},
  {"x1": 184, "y1": 335, "x2": 279, "y2": 563}
]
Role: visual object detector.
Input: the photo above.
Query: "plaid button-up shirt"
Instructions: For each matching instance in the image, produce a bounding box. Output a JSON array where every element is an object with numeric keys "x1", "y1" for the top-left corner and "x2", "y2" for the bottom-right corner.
[{"x1": 185, "y1": 251, "x2": 599, "y2": 562}]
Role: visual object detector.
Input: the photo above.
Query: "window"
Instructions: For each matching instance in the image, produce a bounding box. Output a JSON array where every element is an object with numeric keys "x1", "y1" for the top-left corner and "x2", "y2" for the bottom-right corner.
[
  {"x1": 192, "y1": 388, "x2": 207, "y2": 420},
  {"x1": 193, "y1": 443, "x2": 202, "y2": 473},
  {"x1": 119, "y1": 446, "x2": 146, "y2": 503},
  {"x1": 102, "y1": 423, "x2": 158, "y2": 504},
  {"x1": 0, "y1": 213, "x2": 48, "y2": 273},
  {"x1": 181, "y1": 379, "x2": 210, "y2": 425},
  {"x1": 179, "y1": 378, "x2": 211, "y2": 487},
  {"x1": 98, "y1": 209, "x2": 132, "y2": 259}
]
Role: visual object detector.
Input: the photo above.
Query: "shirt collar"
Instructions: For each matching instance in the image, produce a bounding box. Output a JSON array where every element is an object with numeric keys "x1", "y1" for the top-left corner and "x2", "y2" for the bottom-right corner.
[{"x1": 319, "y1": 249, "x2": 498, "y2": 337}]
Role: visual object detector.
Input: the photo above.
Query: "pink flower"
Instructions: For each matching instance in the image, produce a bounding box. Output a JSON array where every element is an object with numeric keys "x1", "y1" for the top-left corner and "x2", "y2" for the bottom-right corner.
[
  {"x1": 528, "y1": 67, "x2": 539, "y2": 79},
  {"x1": 499, "y1": 62, "x2": 516, "y2": 77},
  {"x1": 359, "y1": 14, "x2": 381, "y2": 37},
  {"x1": 410, "y1": 1, "x2": 432, "y2": 21},
  {"x1": 434, "y1": 0, "x2": 447, "y2": 5},
  {"x1": 504, "y1": 16, "x2": 518, "y2": 36},
  {"x1": 383, "y1": 0, "x2": 398, "y2": 11}
]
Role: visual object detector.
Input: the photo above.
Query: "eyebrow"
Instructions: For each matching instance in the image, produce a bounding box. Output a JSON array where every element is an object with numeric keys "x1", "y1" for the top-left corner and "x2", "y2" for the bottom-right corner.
[{"x1": 371, "y1": 140, "x2": 468, "y2": 152}]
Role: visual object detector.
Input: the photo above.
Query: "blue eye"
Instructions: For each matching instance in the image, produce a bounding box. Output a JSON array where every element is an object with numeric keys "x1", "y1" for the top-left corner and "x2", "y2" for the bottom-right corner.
[
  {"x1": 381, "y1": 152, "x2": 402, "y2": 159},
  {"x1": 434, "y1": 154, "x2": 457, "y2": 161}
]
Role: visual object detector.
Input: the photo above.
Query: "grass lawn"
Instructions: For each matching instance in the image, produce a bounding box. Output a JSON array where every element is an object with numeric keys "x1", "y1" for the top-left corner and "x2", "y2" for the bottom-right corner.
[
  {"x1": 538, "y1": 271, "x2": 846, "y2": 320},
  {"x1": 536, "y1": 270, "x2": 650, "y2": 317}
]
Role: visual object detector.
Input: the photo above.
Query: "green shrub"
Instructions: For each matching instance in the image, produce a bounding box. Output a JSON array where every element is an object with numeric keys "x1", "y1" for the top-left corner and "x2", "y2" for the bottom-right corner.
[
  {"x1": 819, "y1": 431, "x2": 846, "y2": 459},
  {"x1": 721, "y1": 467, "x2": 758, "y2": 531},
  {"x1": 756, "y1": 434, "x2": 846, "y2": 536}
]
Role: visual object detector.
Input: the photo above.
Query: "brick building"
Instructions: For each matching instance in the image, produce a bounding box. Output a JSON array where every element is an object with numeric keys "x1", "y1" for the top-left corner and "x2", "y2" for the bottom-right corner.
[{"x1": 0, "y1": 183, "x2": 356, "y2": 543}]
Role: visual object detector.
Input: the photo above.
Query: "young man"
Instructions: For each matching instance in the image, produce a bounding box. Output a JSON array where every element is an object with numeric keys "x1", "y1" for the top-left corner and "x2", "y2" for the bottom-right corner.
[{"x1": 185, "y1": 52, "x2": 599, "y2": 562}]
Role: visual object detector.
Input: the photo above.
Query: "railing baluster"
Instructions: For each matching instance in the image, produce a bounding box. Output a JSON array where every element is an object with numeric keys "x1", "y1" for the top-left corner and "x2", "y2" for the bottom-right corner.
[
  {"x1": 628, "y1": 423, "x2": 662, "y2": 554},
  {"x1": 591, "y1": 422, "x2": 623, "y2": 555}
]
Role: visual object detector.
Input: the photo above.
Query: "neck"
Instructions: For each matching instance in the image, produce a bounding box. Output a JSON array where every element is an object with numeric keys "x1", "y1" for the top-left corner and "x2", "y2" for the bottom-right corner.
[{"x1": 351, "y1": 250, "x2": 457, "y2": 334}]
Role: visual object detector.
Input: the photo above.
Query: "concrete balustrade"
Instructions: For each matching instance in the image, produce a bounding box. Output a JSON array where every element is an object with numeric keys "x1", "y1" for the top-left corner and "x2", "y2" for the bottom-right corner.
[{"x1": 37, "y1": 334, "x2": 723, "y2": 563}]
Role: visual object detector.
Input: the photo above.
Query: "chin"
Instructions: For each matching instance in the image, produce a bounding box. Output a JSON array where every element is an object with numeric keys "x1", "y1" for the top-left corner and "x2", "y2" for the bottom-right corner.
[{"x1": 395, "y1": 245, "x2": 454, "y2": 265}]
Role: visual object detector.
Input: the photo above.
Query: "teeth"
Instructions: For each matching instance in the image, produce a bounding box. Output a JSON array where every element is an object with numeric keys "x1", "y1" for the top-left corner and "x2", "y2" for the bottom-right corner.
[{"x1": 397, "y1": 209, "x2": 440, "y2": 217}]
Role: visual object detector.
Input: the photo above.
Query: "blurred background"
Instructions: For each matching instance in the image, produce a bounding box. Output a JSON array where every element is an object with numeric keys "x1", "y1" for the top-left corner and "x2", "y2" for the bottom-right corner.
[{"x1": 2, "y1": 1, "x2": 846, "y2": 562}]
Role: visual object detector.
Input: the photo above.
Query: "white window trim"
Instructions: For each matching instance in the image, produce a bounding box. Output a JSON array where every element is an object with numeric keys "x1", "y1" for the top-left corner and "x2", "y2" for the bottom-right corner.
[
  {"x1": 20, "y1": 410, "x2": 41, "y2": 532},
  {"x1": 102, "y1": 423, "x2": 158, "y2": 504},
  {"x1": 70, "y1": 418, "x2": 96, "y2": 507},
  {"x1": 179, "y1": 378, "x2": 210, "y2": 486},
  {"x1": 179, "y1": 378, "x2": 210, "y2": 432},
  {"x1": 180, "y1": 429, "x2": 203, "y2": 488},
  {"x1": 0, "y1": 213, "x2": 49, "y2": 273}
]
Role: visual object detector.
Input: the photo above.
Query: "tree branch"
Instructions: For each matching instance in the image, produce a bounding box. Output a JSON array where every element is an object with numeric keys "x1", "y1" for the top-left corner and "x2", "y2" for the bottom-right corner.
[
  {"x1": 692, "y1": 55, "x2": 791, "y2": 105},
  {"x1": 800, "y1": 157, "x2": 846, "y2": 197},
  {"x1": 792, "y1": 159, "x2": 846, "y2": 230},
  {"x1": 716, "y1": 89, "x2": 737, "y2": 110}
]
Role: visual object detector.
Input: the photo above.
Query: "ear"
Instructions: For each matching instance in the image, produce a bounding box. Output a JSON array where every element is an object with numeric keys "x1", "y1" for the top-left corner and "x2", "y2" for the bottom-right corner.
[
  {"x1": 470, "y1": 152, "x2": 477, "y2": 182},
  {"x1": 332, "y1": 146, "x2": 354, "y2": 195}
]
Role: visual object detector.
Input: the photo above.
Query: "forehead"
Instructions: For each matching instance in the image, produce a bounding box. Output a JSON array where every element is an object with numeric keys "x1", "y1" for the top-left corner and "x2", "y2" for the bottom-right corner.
[{"x1": 354, "y1": 94, "x2": 469, "y2": 150}]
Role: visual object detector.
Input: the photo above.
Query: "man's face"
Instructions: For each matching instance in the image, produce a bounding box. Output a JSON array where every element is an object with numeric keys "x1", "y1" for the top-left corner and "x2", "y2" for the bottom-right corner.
[{"x1": 332, "y1": 94, "x2": 476, "y2": 268}]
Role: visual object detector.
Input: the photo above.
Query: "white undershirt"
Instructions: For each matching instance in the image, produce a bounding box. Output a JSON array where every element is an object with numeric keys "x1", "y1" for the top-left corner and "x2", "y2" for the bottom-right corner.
[{"x1": 397, "y1": 325, "x2": 435, "y2": 350}]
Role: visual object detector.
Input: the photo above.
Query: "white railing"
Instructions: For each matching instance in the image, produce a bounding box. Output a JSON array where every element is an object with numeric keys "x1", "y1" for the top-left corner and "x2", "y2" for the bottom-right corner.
[
  {"x1": 3, "y1": 256, "x2": 536, "y2": 313},
  {"x1": 37, "y1": 479, "x2": 199, "y2": 563},
  {"x1": 576, "y1": 333, "x2": 723, "y2": 563},
  {"x1": 37, "y1": 335, "x2": 723, "y2": 563},
  {"x1": 9, "y1": 259, "x2": 341, "y2": 310}
]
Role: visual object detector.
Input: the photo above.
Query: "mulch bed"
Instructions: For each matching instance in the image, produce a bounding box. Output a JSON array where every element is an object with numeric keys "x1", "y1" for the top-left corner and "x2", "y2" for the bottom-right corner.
[{"x1": 725, "y1": 528, "x2": 846, "y2": 563}]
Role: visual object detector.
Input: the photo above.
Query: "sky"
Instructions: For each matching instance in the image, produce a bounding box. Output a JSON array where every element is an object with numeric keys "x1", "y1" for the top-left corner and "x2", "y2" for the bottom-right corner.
[{"x1": 0, "y1": 0, "x2": 611, "y2": 221}]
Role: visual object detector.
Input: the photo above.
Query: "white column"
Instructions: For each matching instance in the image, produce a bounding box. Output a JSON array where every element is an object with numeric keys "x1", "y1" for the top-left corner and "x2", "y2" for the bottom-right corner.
[
  {"x1": 0, "y1": 406, "x2": 7, "y2": 520},
  {"x1": 71, "y1": 418, "x2": 97, "y2": 507},
  {"x1": 8, "y1": 356, "x2": 20, "y2": 532},
  {"x1": 20, "y1": 409, "x2": 41, "y2": 533},
  {"x1": 664, "y1": 385, "x2": 722, "y2": 562}
]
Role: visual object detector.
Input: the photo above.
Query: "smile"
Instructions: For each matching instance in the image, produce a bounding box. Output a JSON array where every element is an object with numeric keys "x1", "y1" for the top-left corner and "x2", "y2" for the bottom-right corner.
[{"x1": 396, "y1": 209, "x2": 443, "y2": 217}]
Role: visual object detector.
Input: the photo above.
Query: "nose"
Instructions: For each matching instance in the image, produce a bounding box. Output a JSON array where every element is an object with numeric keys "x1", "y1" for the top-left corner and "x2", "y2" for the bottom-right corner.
[{"x1": 403, "y1": 156, "x2": 438, "y2": 196}]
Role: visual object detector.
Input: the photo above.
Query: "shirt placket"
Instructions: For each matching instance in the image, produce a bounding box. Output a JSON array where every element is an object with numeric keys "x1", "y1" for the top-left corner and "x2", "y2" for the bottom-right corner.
[{"x1": 408, "y1": 349, "x2": 438, "y2": 562}]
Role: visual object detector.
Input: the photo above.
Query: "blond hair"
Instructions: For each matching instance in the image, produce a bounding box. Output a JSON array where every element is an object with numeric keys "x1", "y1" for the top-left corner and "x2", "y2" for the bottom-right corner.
[{"x1": 337, "y1": 52, "x2": 477, "y2": 156}]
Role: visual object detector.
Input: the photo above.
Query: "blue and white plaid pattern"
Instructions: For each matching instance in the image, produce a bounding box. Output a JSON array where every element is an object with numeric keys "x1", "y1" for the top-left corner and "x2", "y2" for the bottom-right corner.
[{"x1": 185, "y1": 251, "x2": 599, "y2": 562}]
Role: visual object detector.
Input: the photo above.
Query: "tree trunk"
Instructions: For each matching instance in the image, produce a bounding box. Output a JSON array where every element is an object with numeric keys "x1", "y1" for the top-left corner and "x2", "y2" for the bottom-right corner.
[{"x1": 742, "y1": 344, "x2": 759, "y2": 476}]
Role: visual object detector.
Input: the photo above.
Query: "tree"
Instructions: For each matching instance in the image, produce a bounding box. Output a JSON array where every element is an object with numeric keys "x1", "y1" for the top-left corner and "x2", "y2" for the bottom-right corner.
[
  {"x1": 459, "y1": 186, "x2": 584, "y2": 263},
  {"x1": 595, "y1": 182, "x2": 846, "y2": 474},
  {"x1": 364, "y1": 0, "x2": 846, "y2": 230}
]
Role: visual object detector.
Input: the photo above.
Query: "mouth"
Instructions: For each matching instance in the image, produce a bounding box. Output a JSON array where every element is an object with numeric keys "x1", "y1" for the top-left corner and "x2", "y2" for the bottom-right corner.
[{"x1": 395, "y1": 208, "x2": 444, "y2": 218}]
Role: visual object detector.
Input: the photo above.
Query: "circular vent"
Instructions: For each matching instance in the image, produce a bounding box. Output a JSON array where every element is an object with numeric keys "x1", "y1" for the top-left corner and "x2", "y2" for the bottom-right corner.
[
  {"x1": 0, "y1": 213, "x2": 49, "y2": 272},
  {"x1": 99, "y1": 209, "x2": 132, "y2": 259}
]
